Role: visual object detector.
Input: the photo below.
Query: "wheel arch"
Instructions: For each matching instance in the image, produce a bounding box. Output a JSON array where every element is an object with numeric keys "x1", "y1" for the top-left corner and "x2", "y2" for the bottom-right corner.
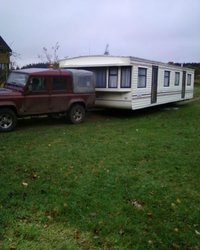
[
  {"x1": 0, "y1": 107, "x2": 18, "y2": 132},
  {"x1": 0, "y1": 105, "x2": 18, "y2": 115},
  {"x1": 68, "y1": 101, "x2": 86, "y2": 110}
]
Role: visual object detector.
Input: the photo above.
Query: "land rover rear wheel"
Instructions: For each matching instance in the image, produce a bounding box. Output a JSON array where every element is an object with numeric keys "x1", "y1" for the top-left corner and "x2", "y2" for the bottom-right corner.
[
  {"x1": 0, "y1": 108, "x2": 17, "y2": 132},
  {"x1": 68, "y1": 104, "x2": 85, "y2": 124}
]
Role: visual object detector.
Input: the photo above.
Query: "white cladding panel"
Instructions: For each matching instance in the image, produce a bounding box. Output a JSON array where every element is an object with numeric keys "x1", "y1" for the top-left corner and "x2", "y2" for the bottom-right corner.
[
  {"x1": 95, "y1": 91, "x2": 132, "y2": 109},
  {"x1": 59, "y1": 56, "x2": 194, "y2": 110},
  {"x1": 60, "y1": 56, "x2": 131, "y2": 67},
  {"x1": 131, "y1": 64, "x2": 152, "y2": 110}
]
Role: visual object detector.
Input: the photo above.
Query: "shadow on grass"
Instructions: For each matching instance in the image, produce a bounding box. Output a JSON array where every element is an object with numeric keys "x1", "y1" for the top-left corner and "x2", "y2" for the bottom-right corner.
[
  {"x1": 16, "y1": 116, "x2": 66, "y2": 131},
  {"x1": 88, "y1": 102, "x2": 189, "y2": 121},
  {"x1": 15, "y1": 102, "x2": 190, "y2": 131}
]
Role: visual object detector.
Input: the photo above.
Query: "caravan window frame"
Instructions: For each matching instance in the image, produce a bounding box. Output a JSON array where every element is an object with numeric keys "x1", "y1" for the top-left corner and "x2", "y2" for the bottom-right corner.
[
  {"x1": 94, "y1": 67, "x2": 107, "y2": 88},
  {"x1": 174, "y1": 72, "x2": 180, "y2": 86},
  {"x1": 121, "y1": 66, "x2": 131, "y2": 88},
  {"x1": 187, "y1": 74, "x2": 192, "y2": 86},
  {"x1": 164, "y1": 71, "x2": 170, "y2": 87},
  {"x1": 137, "y1": 67, "x2": 147, "y2": 88},
  {"x1": 108, "y1": 67, "x2": 118, "y2": 88}
]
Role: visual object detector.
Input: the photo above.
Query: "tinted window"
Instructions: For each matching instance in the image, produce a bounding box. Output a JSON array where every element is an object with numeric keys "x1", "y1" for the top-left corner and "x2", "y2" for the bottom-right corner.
[
  {"x1": 52, "y1": 77, "x2": 66, "y2": 90},
  {"x1": 30, "y1": 77, "x2": 47, "y2": 91}
]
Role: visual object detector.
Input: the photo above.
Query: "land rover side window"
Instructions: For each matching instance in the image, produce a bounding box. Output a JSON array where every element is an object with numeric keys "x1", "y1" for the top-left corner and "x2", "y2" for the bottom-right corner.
[
  {"x1": 94, "y1": 68, "x2": 106, "y2": 88},
  {"x1": 52, "y1": 77, "x2": 66, "y2": 91},
  {"x1": 121, "y1": 66, "x2": 131, "y2": 88},
  {"x1": 175, "y1": 72, "x2": 180, "y2": 86},
  {"x1": 164, "y1": 71, "x2": 170, "y2": 87},
  {"x1": 29, "y1": 77, "x2": 46, "y2": 91},
  {"x1": 108, "y1": 67, "x2": 118, "y2": 88},
  {"x1": 138, "y1": 67, "x2": 147, "y2": 88},
  {"x1": 187, "y1": 74, "x2": 192, "y2": 86}
]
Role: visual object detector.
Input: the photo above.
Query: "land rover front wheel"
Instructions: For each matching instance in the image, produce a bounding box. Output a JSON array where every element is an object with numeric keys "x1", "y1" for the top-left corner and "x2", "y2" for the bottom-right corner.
[
  {"x1": 68, "y1": 104, "x2": 85, "y2": 124},
  {"x1": 0, "y1": 108, "x2": 17, "y2": 132}
]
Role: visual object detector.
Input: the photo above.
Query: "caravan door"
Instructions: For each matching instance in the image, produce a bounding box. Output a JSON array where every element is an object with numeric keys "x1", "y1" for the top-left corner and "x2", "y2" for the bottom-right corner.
[
  {"x1": 181, "y1": 71, "x2": 186, "y2": 98},
  {"x1": 151, "y1": 66, "x2": 158, "y2": 104}
]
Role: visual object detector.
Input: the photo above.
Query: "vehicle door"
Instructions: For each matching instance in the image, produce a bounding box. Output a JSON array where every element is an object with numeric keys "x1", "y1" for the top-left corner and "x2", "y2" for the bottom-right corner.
[
  {"x1": 23, "y1": 76, "x2": 50, "y2": 115},
  {"x1": 50, "y1": 76, "x2": 72, "y2": 113}
]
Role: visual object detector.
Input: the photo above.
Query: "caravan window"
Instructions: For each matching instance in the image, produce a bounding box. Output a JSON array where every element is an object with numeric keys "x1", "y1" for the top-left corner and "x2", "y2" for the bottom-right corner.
[
  {"x1": 187, "y1": 74, "x2": 192, "y2": 86},
  {"x1": 108, "y1": 67, "x2": 118, "y2": 88},
  {"x1": 138, "y1": 67, "x2": 147, "y2": 88},
  {"x1": 164, "y1": 71, "x2": 170, "y2": 87},
  {"x1": 121, "y1": 67, "x2": 131, "y2": 88},
  {"x1": 175, "y1": 72, "x2": 180, "y2": 86},
  {"x1": 94, "y1": 68, "x2": 106, "y2": 88}
]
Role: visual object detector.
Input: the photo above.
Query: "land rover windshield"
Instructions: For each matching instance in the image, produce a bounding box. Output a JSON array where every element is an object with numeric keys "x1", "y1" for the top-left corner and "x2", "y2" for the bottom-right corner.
[{"x1": 7, "y1": 72, "x2": 28, "y2": 87}]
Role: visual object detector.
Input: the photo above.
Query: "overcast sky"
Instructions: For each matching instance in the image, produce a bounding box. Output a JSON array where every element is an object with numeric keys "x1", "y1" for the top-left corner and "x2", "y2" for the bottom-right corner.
[{"x1": 1, "y1": 0, "x2": 200, "y2": 67}]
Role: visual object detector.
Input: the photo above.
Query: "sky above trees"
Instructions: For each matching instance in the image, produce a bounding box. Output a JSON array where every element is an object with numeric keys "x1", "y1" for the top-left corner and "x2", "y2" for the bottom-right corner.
[{"x1": 1, "y1": 0, "x2": 200, "y2": 67}]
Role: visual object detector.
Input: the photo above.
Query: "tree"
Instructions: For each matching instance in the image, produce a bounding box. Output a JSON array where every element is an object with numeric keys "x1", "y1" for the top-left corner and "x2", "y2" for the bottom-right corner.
[
  {"x1": 10, "y1": 50, "x2": 21, "y2": 70},
  {"x1": 38, "y1": 42, "x2": 60, "y2": 68}
]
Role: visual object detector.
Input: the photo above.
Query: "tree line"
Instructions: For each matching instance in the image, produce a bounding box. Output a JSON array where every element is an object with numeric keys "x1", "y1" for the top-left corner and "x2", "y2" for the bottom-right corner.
[{"x1": 21, "y1": 62, "x2": 48, "y2": 69}]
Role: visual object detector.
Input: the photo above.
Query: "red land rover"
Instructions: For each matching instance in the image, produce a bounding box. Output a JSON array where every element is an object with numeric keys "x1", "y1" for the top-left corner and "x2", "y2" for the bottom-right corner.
[{"x1": 0, "y1": 68, "x2": 95, "y2": 132}]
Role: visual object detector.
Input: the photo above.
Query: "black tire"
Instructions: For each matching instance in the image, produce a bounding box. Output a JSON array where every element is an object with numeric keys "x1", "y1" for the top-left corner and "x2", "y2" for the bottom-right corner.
[
  {"x1": 68, "y1": 104, "x2": 85, "y2": 124},
  {"x1": 0, "y1": 108, "x2": 17, "y2": 132}
]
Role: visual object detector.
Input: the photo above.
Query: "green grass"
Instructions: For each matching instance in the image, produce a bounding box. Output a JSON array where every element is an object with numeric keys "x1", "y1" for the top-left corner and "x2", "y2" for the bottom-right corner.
[
  {"x1": 194, "y1": 82, "x2": 200, "y2": 98},
  {"x1": 0, "y1": 90, "x2": 200, "y2": 249}
]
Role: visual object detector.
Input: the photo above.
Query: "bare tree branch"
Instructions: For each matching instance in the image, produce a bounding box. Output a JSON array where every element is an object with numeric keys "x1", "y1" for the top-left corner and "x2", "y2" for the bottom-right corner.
[{"x1": 38, "y1": 42, "x2": 60, "y2": 68}]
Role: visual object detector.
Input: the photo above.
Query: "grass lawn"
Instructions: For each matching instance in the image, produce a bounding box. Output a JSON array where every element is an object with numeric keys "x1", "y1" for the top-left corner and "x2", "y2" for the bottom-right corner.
[{"x1": 0, "y1": 86, "x2": 200, "y2": 249}]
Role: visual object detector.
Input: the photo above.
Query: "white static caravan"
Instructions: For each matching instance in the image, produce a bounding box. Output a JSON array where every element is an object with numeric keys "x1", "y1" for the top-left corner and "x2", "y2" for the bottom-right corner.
[{"x1": 59, "y1": 56, "x2": 194, "y2": 110}]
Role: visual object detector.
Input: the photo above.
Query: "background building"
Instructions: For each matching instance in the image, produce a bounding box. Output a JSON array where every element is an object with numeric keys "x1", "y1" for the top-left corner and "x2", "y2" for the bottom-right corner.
[{"x1": 0, "y1": 36, "x2": 12, "y2": 84}]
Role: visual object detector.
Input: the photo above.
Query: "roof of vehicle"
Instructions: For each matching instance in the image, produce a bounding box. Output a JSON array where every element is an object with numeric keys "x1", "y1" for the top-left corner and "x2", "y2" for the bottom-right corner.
[
  {"x1": 12, "y1": 68, "x2": 93, "y2": 76},
  {"x1": 14, "y1": 68, "x2": 70, "y2": 75}
]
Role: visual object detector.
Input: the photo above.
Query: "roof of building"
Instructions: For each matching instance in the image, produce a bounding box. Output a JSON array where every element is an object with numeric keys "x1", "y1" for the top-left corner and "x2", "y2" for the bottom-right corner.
[
  {"x1": 59, "y1": 55, "x2": 194, "y2": 71},
  {"x1": 0, "y1": 36, "x2": 12, "y2": 52}
]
